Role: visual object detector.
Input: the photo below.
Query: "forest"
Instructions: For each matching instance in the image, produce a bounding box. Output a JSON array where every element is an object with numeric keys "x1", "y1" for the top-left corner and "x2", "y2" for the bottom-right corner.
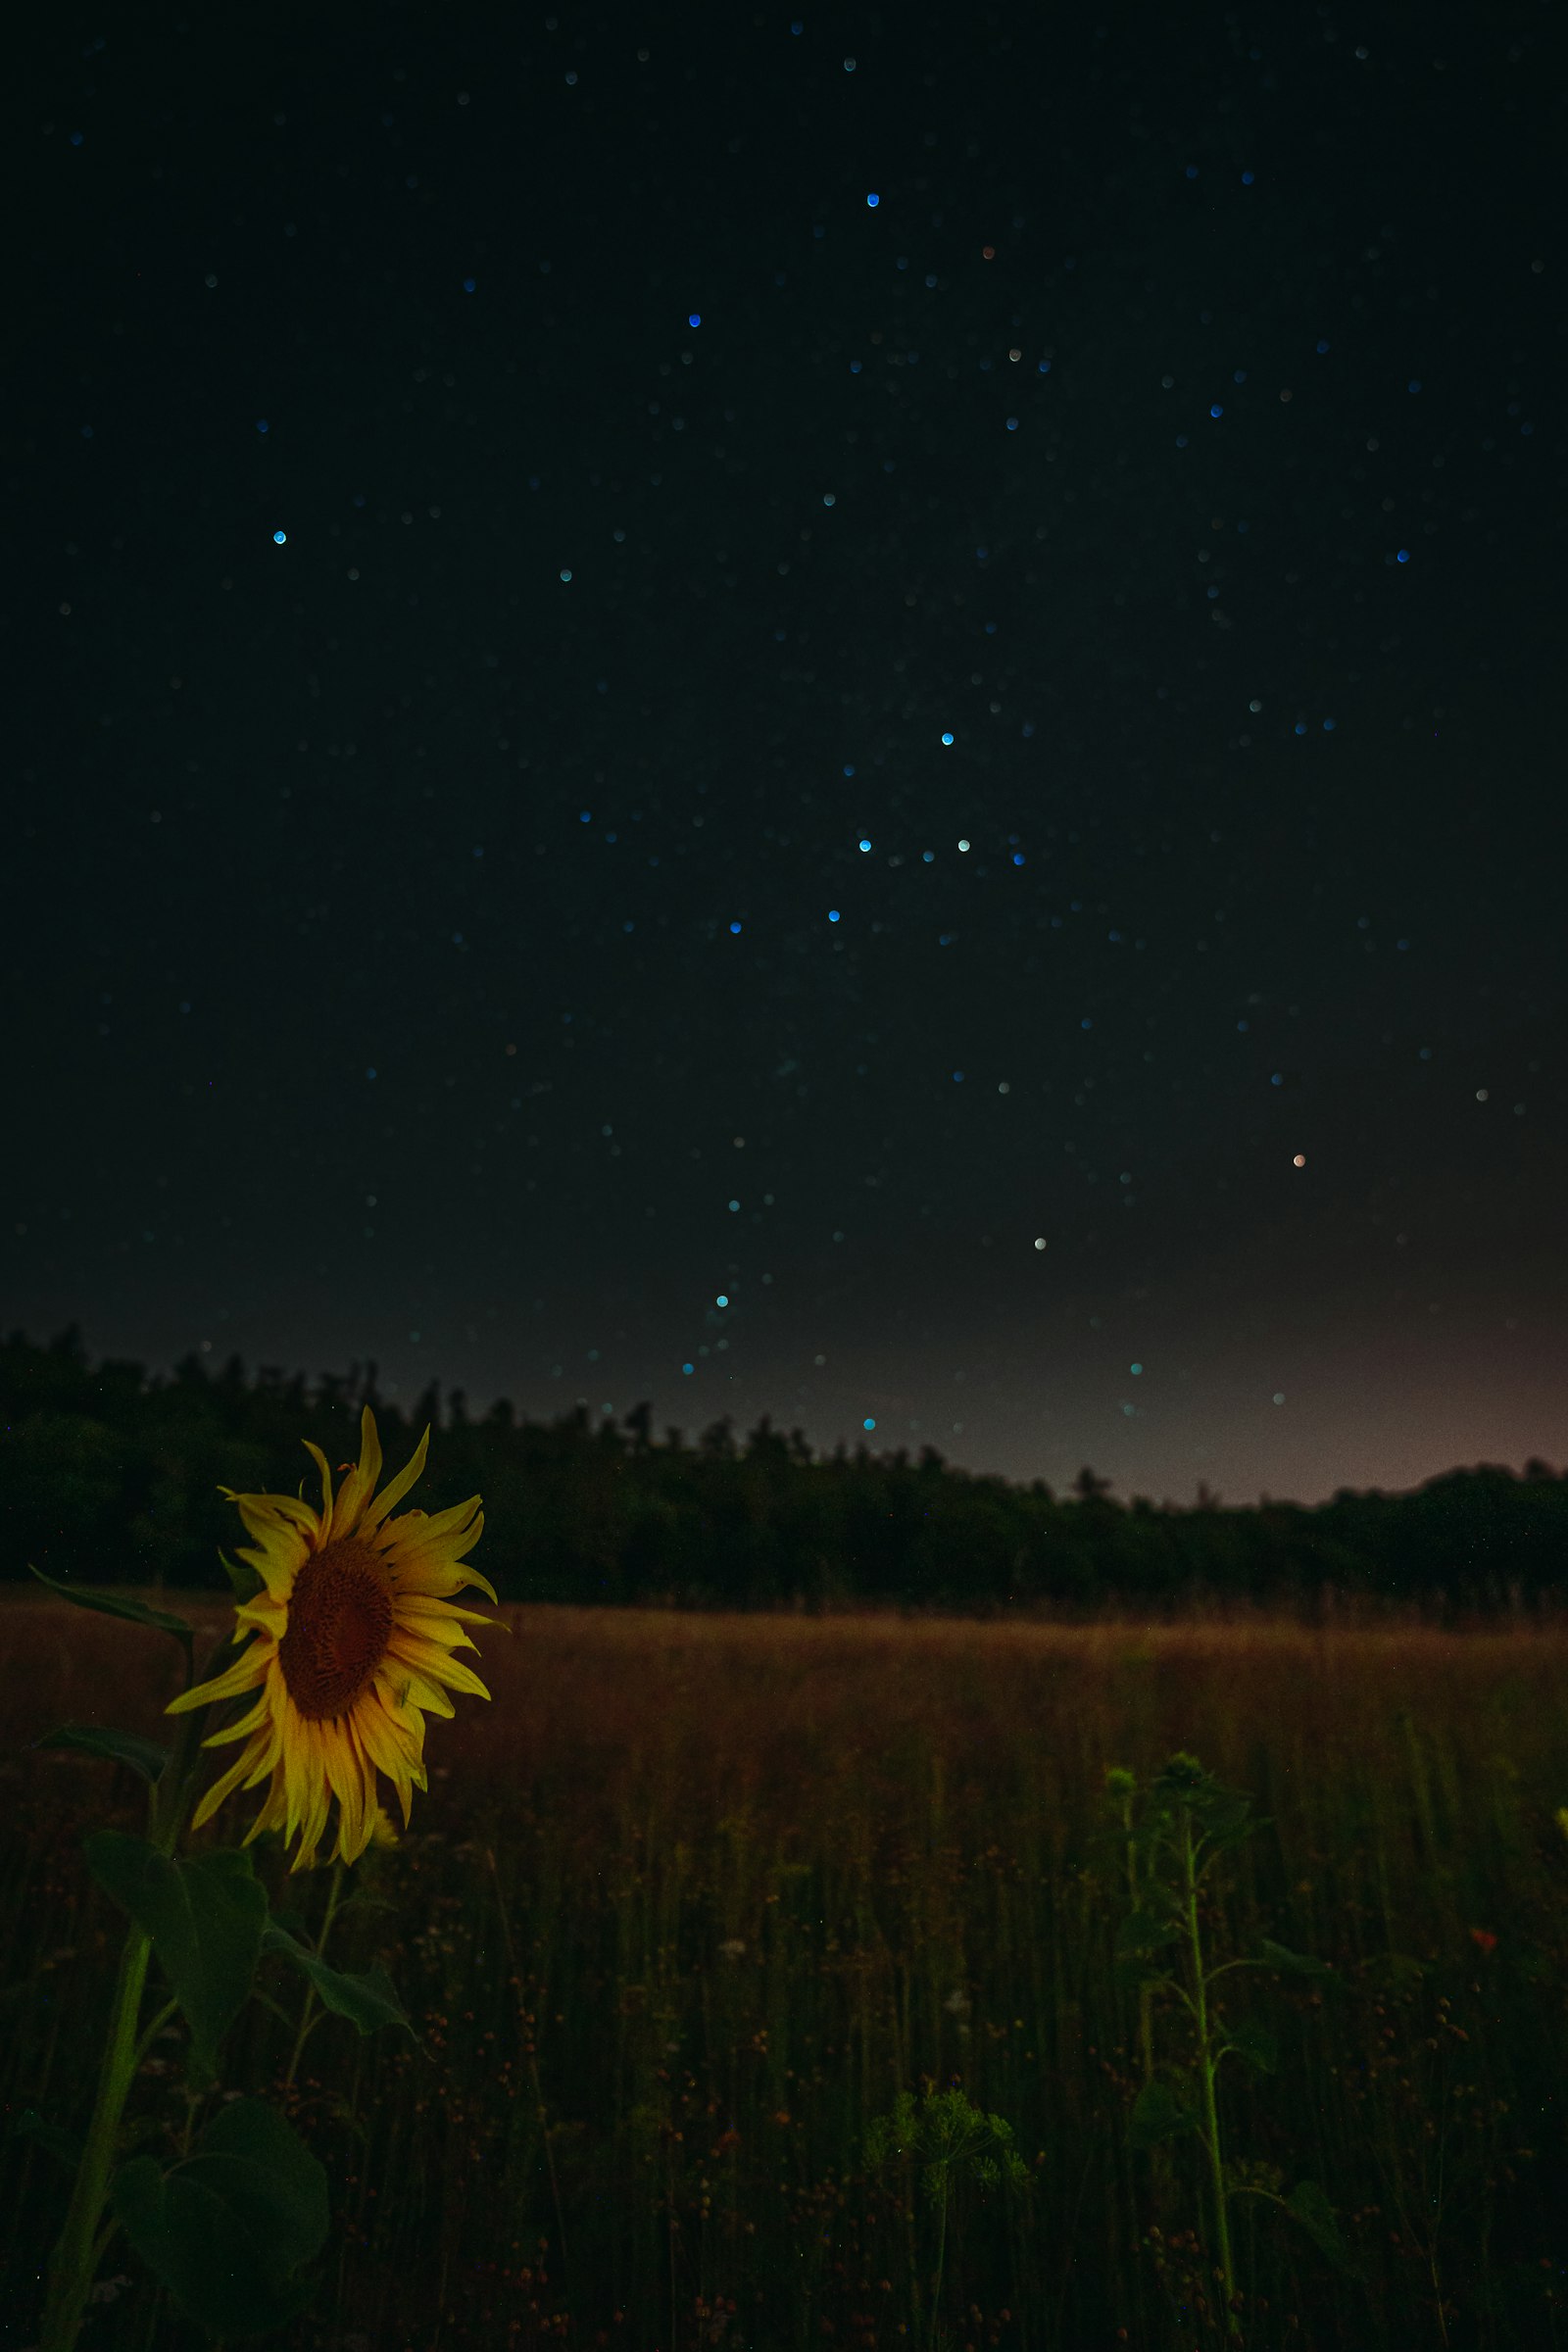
[{"x1": 2, "y1": 1323, "x2": 1563, "y2": 1615}]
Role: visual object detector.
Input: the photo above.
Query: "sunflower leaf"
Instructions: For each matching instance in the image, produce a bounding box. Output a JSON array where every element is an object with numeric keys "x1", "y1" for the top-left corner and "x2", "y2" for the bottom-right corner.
[
  {"x1": 1218, "y1": 2018, "x2": 1277, "y2": 2074},
  {"x1": 1115, "y1": 1901, "x2": 1183, "y2": 1956},
  {"x1": 1257, "y1": 1936, "x2": 1339, "y2": 1982},
  {"x1": 34, "y1": 1724, "x2": 172, "y2": 1784},
  {"x1": 84, "y1": 1836, "x2": 267, "y2": 2085},
  {"x1": 26, "y1": 1564, "x2": 196, "y2": 1657},
  {"x1": 217, "y1": 1547, "x2": 266, "y2": 1604},
  {"x1": 110, "y1": 2094, "x2": 327, "y2": 2338},
  {"x1": 261, "y1": 1922, "x2": 419, "y2": 2046},
  {"x1": 1128, "y1": 2074, "x2": 1200, "y2": 2149},
  {"x1": 1284, "y1": 2179, "x2": 1361, "y2": 2279}
]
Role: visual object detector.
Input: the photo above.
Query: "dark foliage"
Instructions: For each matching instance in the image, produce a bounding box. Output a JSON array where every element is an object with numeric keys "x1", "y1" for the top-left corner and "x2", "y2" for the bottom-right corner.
[{"x1": 2, "y1": 1325, "x2": 1563, "y2": 1614}]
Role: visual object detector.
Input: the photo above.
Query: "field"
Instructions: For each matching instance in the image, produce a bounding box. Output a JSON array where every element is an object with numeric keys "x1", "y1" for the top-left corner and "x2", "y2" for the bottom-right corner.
[{"x1": 3, "y1": 1597, "x2": 1566, "y2": 2351}]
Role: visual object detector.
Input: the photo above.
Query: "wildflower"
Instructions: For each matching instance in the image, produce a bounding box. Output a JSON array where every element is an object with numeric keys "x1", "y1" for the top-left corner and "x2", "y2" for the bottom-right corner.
[
  {"x1": 167, "y1": 1406, "x2": 498, "y2": 1873},
  {"x1": 1468, "y1": 1928, "x2": 1498, "y2": 1955}
]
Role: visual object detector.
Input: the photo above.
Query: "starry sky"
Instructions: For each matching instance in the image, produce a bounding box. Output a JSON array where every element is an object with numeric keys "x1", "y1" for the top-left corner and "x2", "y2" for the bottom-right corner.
[{"x1": 8, "y1": 4, "x2": 1564, "y2": 1504}]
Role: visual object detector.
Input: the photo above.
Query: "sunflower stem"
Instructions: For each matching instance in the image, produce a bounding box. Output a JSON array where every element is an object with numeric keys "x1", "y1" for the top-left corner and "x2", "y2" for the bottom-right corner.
[
  {"x1": 36, "y1": 1626, "x2": 245, "y2": 2352},
  {"x1": 283, "y1": 1858, "x2": 346, "y2": 2088},
  {"x1": 37, "y1": 1925, "x2": 152, "y2": 2352}
]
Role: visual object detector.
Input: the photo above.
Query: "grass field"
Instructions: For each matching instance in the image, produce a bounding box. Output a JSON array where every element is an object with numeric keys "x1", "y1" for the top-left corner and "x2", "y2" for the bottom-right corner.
[{"x1": 4, "y1": 1597, "x2": 1566, "y2": 2350}]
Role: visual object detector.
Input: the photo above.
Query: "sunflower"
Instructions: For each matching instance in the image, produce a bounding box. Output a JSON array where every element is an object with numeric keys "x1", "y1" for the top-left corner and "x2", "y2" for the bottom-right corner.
[{"x1": 167, "y1": 1405, "x2": 500, "y2": 1872}]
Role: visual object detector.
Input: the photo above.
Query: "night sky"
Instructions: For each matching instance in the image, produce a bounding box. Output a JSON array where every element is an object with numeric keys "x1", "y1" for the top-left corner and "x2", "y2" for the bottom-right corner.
[{"x1": 9, "y1": 5, "x2": 1564, "y2": 1504}]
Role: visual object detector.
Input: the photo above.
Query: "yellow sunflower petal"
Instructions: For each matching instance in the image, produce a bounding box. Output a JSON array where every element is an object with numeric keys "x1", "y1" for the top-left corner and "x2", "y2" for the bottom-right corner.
[
  {"x1": 383, "y1": 1493, "x2": 482, "y2": 1551},
  {"x1": 385, "y1": 1630, "x2": 493, "y2": 1701},
  {"x1": 394, "y1": 1558, "x2": 500, "y2": 1605},
  {"x1": 352, "y1": 1684, "x2": 421, "y2": 1786},
  {"x1": 392, "y1": 1595, "x2": 498, "y2": 1628},
  {"x1": 331, "y1": 1405, "x2": 384, "y2": 1538},
  {"x1": 189, "y1": 1735, "x2": 273, "y2": 1833},
  {"x1": 377, "y1": 1661, "x2": 456, "y2": 1720},
  {"x1": 165, "y1": 1642, "x2": 268, "y2": 1716},
  {"x1": 241, "y1": 1781, "x2": 287, "y2": 1848},
  {"x1": 391, "y1": 1608, "x2": 481, "y2": 1656},
  {"x1": 233, "y1": 1594, "x2": 288, "y2": 1639},
  {"x1": 233, "y1": 1490, "x2": 321, "y2": 1540},
  {"x1": 229, "y1": 1533, "x2": 303, "y2": 1601},
  {"x1": 320, "y1": 1717, "x2": 368, "y2": 1861},
  {"x1": 358, "y1": 1425, "x2": 431, "y2": 1537},
  {"x1": 200, "y1": 1688, "x2": 275, "y2": 1749},
  {"x1": 300, "y1": 1441, "x2": 336, "y2": 1541}
]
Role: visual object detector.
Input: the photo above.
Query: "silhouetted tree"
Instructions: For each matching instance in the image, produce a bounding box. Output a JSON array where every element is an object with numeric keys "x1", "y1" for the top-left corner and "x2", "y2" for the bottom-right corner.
[
  {"x1": 623, "y1": 1400, "x2": 654, "y2": 1452},
  {"x1": 0, "y1": 1326, "x2": 1562, "y2": 1618}
]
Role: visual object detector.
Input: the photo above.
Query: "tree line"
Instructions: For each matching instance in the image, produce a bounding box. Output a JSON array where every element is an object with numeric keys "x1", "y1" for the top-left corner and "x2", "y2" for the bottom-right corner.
[{"x1": 2, "y1": 1325, "x2": 1563, "y2": 1617}]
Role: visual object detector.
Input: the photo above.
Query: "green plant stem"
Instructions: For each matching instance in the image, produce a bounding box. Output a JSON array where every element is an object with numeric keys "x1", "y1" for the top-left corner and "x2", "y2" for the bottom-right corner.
[
  {"x1": 1182, "y1": 1809, "x2": 1241, "y2": 2341},
  {"x1": 37, "y1": 1626, "x2": 246, "y2": 2352},
  {"x1": 928, "y1": 2180, "x2": 949, "y2": 2352},
  {"x1": 283, "y1": 1857, "x2": 346, "y2": 2088},
  {"x1": 1118, "y1": 1787, "x2": 1156, "y2": 2089},
  {"x1": 38, "y1": 1926, "x2": 152, "y2": 2352},
  {"x1": 128, "y1": 1997, "x2": 179, "y2": 2075}
]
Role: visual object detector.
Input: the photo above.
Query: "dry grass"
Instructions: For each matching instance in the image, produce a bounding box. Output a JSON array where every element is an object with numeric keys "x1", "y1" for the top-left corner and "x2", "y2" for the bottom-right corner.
[{"x1": 4, "y1": 1596, "x2": 1566, "y2": 2350}]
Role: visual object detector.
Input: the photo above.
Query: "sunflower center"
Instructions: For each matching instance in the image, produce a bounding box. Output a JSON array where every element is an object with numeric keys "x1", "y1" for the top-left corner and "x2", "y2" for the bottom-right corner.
[{"x1": 278, "y1": 1539, "x2": 395, "y2": 1720}]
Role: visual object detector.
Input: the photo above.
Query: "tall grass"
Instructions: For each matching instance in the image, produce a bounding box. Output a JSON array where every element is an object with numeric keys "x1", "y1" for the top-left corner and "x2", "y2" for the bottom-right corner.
[{"x1": 4, "y1": 1600, "x2": 1565, "y2": 2349}]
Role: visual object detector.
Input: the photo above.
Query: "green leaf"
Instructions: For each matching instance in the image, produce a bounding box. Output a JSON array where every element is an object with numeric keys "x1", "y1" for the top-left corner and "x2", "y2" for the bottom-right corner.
[
  {"x1": 1219, "y1": 2019, "x2": 1277, "y2": 2073},
  {"x1": 84, "y1": 1836, "x2": 267, "y2": 2084},
  {"x1": 217, "y1": 1548, "x2": 266, "y2": 1604},
  {"x1": 34, "y1": 1724, "x2": 172, "y2": 1784},
  {"x1": 1285, "y1": 2179, "x2": 1360, "y2": 2278},
  {"x1": 261, "y1": 1923, "x2": 418, "y2": 2045},
  {"x1": 1112, "y1": 1951, "x2": 1178, "y2": 1998},
  {"x1": 26, "y1": 1563, "x2": 196, "y2": 1655},
  {"x1": 1257, "y1": 1936, "x2": 1337, "y2": 1981},
  {"x1": 1115, "y1": 1903, "x2": 1182, "y2": 1957},
  {"x1": 1128, "y1": 2076, "x2": 1199, "y2": 2149},
  {"x1": 1198, "y1": 1811, "x2": 1259, "y2": 1868},
  {"x1": 11, "y1": 2108, "x2": 83, "y2": 2173},
  {"x1": 110, "y1": 2095, "x2": 328, "y2": 2338}
]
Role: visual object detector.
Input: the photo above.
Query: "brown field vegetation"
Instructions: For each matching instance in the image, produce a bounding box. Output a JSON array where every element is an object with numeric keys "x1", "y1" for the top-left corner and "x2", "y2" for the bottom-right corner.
[{"x1": 5, "y1": 1598, "x2": 1567, "y2": 2349}]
